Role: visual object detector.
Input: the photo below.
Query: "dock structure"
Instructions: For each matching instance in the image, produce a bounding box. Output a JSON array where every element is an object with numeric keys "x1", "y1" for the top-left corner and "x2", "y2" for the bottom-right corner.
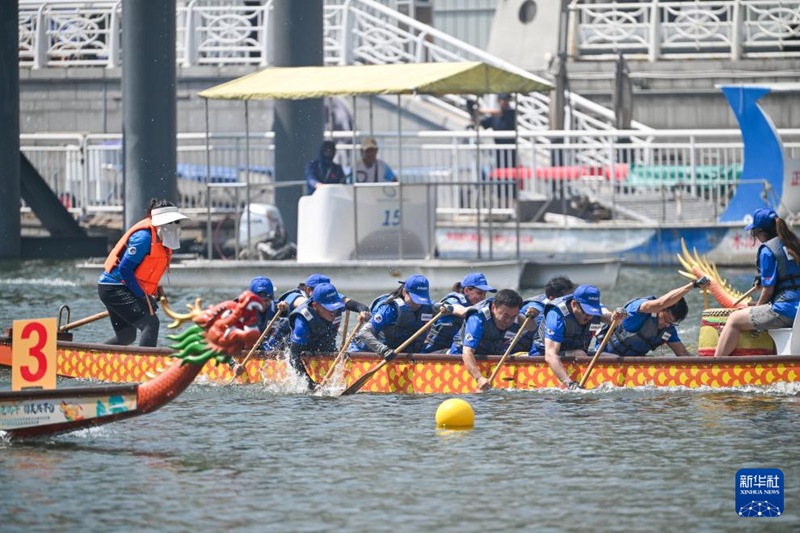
[{"x1": 8, "y1": 1, "x2": 800, "y2": 262}]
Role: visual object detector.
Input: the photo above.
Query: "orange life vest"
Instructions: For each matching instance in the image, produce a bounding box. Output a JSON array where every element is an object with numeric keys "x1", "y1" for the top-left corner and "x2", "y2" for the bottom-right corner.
[{"x1": 104, "y1": 218, "x2": 172, "y2": 296}]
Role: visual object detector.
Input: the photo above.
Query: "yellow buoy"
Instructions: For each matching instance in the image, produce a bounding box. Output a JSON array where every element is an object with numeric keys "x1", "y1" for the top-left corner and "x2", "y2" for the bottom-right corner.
[{"x1": 435, "y1": 398, "x2": 474, "y2": 429}]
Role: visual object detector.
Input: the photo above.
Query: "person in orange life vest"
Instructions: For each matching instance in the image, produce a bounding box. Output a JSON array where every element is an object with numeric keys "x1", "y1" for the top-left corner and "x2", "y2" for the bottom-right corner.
[{"x1": 98, "y1": 199, "x2": 189, "y2": 347}]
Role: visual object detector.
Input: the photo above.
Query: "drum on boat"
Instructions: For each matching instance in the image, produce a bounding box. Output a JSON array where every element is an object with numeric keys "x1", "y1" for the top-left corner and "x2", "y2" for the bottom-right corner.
[{"x1": 697, "y1": 307, "x2": 776, "y2": 356}]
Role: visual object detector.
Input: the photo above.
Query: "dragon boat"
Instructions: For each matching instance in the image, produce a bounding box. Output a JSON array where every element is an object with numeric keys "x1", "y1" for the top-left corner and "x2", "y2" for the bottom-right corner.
[
  {"x1": 0, "y1": 291, "x2": 265, "y2": 440},
  {"x1": 3, "y1": 242, "x2": 800, "y2": 395},
  {"x1": 1, "y1": 337, "x2": 798, "y2": 393}
]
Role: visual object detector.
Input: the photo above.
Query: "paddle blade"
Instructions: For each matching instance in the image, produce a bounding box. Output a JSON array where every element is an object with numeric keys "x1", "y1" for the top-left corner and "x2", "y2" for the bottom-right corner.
[{"x1": 340, "y1": 360, "x2": 386, "y2": 396}]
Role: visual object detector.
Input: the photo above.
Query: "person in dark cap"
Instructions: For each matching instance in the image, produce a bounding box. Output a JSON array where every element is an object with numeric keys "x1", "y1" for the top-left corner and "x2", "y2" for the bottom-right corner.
[
  {"x1": 531, "y1": 285, "x2": 625, "y2": 389},
  {"x1": 305, "y1": 140, "x2": 346, "y2": 195},
  {"x1": 422, "y1": 272, "x2": 497, "y2": 353},
  {"x1": 715, "y1": 208, "x2": 800, "y2": 356},
  {"x1": 351, "y1": 274, "x2": 441, "y2": 360}
]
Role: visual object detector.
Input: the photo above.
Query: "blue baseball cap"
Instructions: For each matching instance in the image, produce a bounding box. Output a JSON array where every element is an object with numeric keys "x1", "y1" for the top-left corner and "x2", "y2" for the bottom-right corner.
[
  {"x1": 461, "y1": 272, "x2": 496, "y2": 292},
  {"x1": 249, "y1": 276, "x2": 274, "y2": 299},
  {"x1": 573, "y1": 285, "x2": 602, "y2": 316},
  {"x1": 744, "y1": 208, "x2": 777, "y2": 231},
  {"x1": 305, "y1": 273, "x2": 331, "y2": 289},
  {"x1": 403, "y1": 274, "x2": 432, "y2": 306},
  {"x1": 312, "y1": 283, "x2": 345, "y2": 312}
]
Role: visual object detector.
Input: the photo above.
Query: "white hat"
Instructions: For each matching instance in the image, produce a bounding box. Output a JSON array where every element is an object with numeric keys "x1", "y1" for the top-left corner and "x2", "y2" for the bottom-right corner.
[{"x1": 150, "y1": 205, "x2": 189, "y2": 227}]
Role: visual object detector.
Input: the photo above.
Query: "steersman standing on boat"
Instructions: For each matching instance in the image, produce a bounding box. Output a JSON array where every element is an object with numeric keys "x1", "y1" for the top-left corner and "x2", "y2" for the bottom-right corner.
[
  {"x1": 714, "y1": 208, "x2": 800, "y2": 357},
  {"x1": 98, "y1": 199, "x2": 188, "y2": 347}
]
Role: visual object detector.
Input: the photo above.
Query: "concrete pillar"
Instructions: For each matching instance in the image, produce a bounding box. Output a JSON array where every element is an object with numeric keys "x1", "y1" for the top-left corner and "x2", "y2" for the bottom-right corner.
[
  {"x1": 272, "y1": 0, "x2": 324, "y2": 242},
  {"x1": 122, "y1": 0, "x2": 177, "y2": 227},
  {"x1": 0, "y1": 0, "x2": 21, "y2": 258}
]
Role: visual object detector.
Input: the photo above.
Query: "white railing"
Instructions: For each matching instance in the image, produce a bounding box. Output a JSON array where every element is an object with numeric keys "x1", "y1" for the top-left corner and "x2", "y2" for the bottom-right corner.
[
  {"x1": 571, "y1": 0, "x2": 800, "y2": 61},
  {"x1": 17, "y1": 0, "x2": 651, "y2": 139},
  {"x1": 19, "y1": 129, "x2": 800, "y2": 225}
]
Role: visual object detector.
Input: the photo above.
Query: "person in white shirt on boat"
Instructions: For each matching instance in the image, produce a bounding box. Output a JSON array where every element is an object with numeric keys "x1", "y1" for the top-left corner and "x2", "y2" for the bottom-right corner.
[
  {"x1": 595, "y1": 277, "x2": 708, "y2": 357},
  {"x1": 349, "y1": 137, "x2": 397, "y2": 183},
  {"x1": 714, "y1": 208, "x2": 800, "y2": 357}
]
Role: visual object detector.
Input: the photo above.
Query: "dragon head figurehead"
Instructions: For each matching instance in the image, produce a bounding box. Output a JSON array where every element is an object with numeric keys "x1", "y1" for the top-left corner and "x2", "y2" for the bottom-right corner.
[
  {"x1": 168, "y1": 290, "x2": 265, "y2": 366},
  {"x1": 677, "y1": 238, "x2": 751, "y2": 308}
]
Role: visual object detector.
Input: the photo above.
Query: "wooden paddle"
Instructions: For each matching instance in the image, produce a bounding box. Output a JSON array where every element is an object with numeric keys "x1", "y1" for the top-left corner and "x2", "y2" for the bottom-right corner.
[
  {"x1": 578, "y1": 315, "x2": 621, "y2": 389},
  {"x1": 731, "y1": 285, "x2": 759, "y2": 307},
  {"x1": 488, "y1": 312, "x2": 534, "y2": 386},
  {"x1": 317, "y1": 318, "x2": 365, "y2": 389},
  {"x1": 340, "y1": 309, "x2": 445, "y2": 396},
  {"x1": 59, "y1": 310, "x2": 109, "y2": 333},
  {"x1": 228, "y1": 310, "x2": 284, "y2": 384}
]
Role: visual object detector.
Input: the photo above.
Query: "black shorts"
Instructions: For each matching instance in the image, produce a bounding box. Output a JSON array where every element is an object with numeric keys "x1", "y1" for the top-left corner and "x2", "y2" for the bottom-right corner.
[{"x1": 98, "y1": 283, "x2": 155, "y2": 325}]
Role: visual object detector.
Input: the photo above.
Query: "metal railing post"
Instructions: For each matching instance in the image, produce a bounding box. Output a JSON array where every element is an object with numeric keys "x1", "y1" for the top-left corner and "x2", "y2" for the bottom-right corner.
[{"x1": 648, "y1": 0, "x2": 660, "y2": 63}]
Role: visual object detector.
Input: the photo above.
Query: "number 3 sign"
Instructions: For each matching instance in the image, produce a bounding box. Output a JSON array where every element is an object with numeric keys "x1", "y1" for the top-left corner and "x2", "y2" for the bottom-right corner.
[{"x1": 12, "y1": 318, "x2": 57, "y2": 391}]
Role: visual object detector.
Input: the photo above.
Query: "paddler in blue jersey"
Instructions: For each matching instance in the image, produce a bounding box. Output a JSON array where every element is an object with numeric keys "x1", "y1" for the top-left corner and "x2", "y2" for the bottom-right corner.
[
  {"x1": 715, "y1": 208, "x2": 800, "y2": 356},
  {"x1": 531, "y1": 285, "x2": 624, "y2": 389},
  {"x1": 595, "y1": 278, "x2": 708, "y2": 357},
  {"x1": 351, "y1": 274, "x2": 442, "y2": 360},
  {"x1": 286, "y1": 282, "x2": 348, "y2": 389},
  {"x1": 514, "y1": 276, "x2": 576, "y2": 354},
  {"x1": 449, "y1": 289, "x2": 526, "y2": 391},
  {"x1": 98, "y1": 199, "x2": 188, "y2": 347},
  {"x1": 265, "y1": 273, "x2": 369, "y2": 351},
  {"x1": 422, "y1": 272, "x2": 497, "y2": 353}
]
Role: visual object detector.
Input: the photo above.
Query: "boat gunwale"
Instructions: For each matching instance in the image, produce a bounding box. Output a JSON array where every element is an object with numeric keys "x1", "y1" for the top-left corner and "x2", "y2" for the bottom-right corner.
[
  {"x1": 0, "y1": 383, "x2": 138, "y2": 401},
  {"x1": 4, "y1": 336, "x2": 799, "y2": 367}
]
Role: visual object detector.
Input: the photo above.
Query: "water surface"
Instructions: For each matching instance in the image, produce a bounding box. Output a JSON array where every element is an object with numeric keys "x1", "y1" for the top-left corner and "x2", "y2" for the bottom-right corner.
[{"x1": 1, "y1": 261, "x2": 797, "y2": 532}]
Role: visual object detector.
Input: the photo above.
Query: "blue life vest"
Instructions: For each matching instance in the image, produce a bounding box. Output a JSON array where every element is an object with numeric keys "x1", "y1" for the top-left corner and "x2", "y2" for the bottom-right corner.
[
  {"x1": 358, "y1": 297, "x2": 434, "y2": 352},
  {"x1": 279, "y1": 288, "x2": 306, "y2": 309},
  {"x1": 533, "y1": 295, "x2": 597, "y2": 354},
  {"x1": 289, "y1": 301, "x2": 342, "y2": 353},
  {"x1": 597, "y1": 297, "x2": 670, "y2": 356},
  {"x1": 451, "y1": 298, "x2": 520, "y2": 356},
  {"x1": 423, "y1": 292, "x2": 470, "y2": 352},
  {"x1": 758, "y1": 237, "x2": 800, "y2": 303},
  {"x1": 516, "y1": 294, "x2": 547, "y2": 353}
]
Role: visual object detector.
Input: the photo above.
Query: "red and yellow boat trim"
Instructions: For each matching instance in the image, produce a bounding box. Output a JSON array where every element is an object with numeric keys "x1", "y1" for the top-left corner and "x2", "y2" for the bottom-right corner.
[{"x1": 2, "y1": 339, "x2": 798, "y2": 393}]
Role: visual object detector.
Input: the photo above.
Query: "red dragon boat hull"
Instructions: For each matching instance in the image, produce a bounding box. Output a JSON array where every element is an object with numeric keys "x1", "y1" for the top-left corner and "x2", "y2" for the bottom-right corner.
[{"x1": 0, "y1": 354, "x2": 202, "y2": 440}]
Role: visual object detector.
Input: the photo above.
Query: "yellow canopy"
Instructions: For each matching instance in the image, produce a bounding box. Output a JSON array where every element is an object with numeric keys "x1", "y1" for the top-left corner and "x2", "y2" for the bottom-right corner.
[{"x1": 198, "y1": 61, "x2": 552, "y2": 100}]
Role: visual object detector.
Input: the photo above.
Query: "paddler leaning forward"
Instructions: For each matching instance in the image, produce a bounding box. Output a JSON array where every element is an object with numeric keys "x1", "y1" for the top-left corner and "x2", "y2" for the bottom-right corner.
[
  {"x1": 530, "y1": 285, "x2": 625, "y2": 389},
  {"x1": 448, "y1": 289, "x2": 529, "y2": 392}
]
